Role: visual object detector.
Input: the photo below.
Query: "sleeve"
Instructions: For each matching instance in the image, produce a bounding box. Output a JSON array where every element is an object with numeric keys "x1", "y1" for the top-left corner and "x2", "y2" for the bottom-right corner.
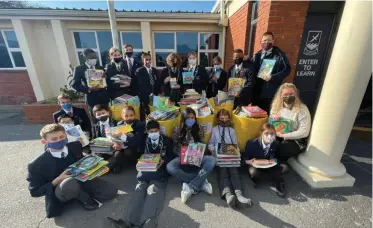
[
  {"x1": 153, "y1": 68, "x2": 161, "y2": 96},
  {"x1": 163, "y1": 137, "x2": 175, "y2": 164},
  {"x1": 91, "y1": 124, "x2": 98, "y2": 139},
  {"x1": 244, "y1": 63, "x2": 255, "y2": 88},
  {"x1": 131, "y1": 69, "x2": 140, "y2": 96},
  {"x1": 283, "y1": 107, "x2": 311, "y2": 140},
  {"x1": 172, "y1": 127, "x2": 181, "y2": 144},
  {"x1": 243, "y1": 140, "x2": 255, "y2": 161},
  {"x1": 198, "y1": 66, "x2": 209, "y2": 89},
  {"x1": 271, "y1": 53, "x2": 291, "y2": 83},
  {"x1": 124, "y1": 121, "x2": 145, "y2": 148},
  {"x1": 106, "y1": 65, "x2": 121, "y2": 90},
  {"x1": 27, "y1": 164, "x2": 54, "y2": 198},
  {"x1": 230, "y1": 128, "x2": 238, "y2": 145},
  {"x1": 71, "y1": 67, "x2": 89, "y2": 94},
  {"x1": 198, "y1": 126, "x2": 205, "y2": 143},
  {"x1": 217, "y1": 70, "x2": 228, "y2": 91},
  {"x1": 53, "y1": 113, "x2": 58, "y2": 123},
  {"x1": 178, "y1": 68, "x2": 185, "y2": 93},
  {"x1": 80, "y1": 109, "x2": 92, "y2": 137}
]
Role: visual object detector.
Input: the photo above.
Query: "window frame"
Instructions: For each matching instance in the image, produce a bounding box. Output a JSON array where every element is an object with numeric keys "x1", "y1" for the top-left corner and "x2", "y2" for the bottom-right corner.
[
  {"x1": 120, "y1": 31, "x2": 143, "y2": 53},
  {"x1": 152, "y1": 31, "x2": 222, "y2": 68},
  {"x1": 0, "y1": 29, "x2": 26, "y2": 70},
  {"x1": 71, "y1": 30, "x2": 103, "y2": 66},
  {"x1": 248, "y1": 0, "x2": 260, "y2": 55}
]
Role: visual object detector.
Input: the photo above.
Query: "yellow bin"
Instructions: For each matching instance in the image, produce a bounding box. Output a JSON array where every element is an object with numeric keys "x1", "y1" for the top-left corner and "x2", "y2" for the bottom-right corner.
[
  {"x1": 149, "y1": 105, "x2": 157, "y2": 113},
  {"x1": 208, "y1": 98, "x2": 234, "y2": 114},
  {"x1": 156, "y1": 112, "x2": 182, "y2": 137},
  {"x1": 110, "y1": 104, "x2": 140, "y2": 121},
  {"x1": 231, "y1": 108, "x2": 268, "y2": 152},
  {"x1": 197, "y1": 114, "x2": 216, "y2": 144}
]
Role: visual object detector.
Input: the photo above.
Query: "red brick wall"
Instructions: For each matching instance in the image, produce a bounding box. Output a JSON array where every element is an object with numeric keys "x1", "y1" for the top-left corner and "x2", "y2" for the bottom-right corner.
[
  {"x1": 0, "y1": 71, "x2": 37, "y2": 105},
  {"x1": 224, "y1": 2, "x2": 253, "y2": 70},
  {"x1": 252, "y1": 0, "x2": 310, "y2": 82}
]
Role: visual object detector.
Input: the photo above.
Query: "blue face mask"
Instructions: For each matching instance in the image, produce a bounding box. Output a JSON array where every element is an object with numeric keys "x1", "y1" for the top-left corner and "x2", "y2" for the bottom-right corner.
[
  {"x1": 185, "y1": 119, "x2": 195, "y2": 128},
  {"x1": 148, "y1": 132, "x2": 160, "y2": 141},
  {"x1": 47, "y1": 138, "x2": 68, "y2": 151},
  {"x1": 61, "y1": 103, "x2": 72, "y2": 110}
]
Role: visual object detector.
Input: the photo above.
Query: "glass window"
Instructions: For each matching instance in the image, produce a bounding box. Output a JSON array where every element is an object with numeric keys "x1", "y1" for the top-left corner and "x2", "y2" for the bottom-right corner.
[
  {"x1": 176, "y1": 32, "x2": 198, "y2": 54},
  {"x1": 97, "y1": 31, "x2": 113, "y2": 67},
  {"x1": 154, "y1": 33, "x2": 174, "y2": 49},
  {"x1": 155, "y1": 52, "x2": 171, "y2": 67},
  {"x1": 0, "y1": 32, "x2": 12, "y2": 68},
  {"x1": 74, "y1": 32, "x2": 97, "y2": 49},
  {"x1": 199, "y1": 52, "x2": 219, "y2": 67},
  {"x1": 11, "y1": 51, "x2": 25, "y2": 67},
  {"x1": 122, "y1": 32, "x2": 142, "y2": 49},
  {"x1": 77, "y1": 51, "x2": 100, "y2": 66},
  {"x1": 4, "y1": 31, "x2": 19, "y2": 48},
  {"x1": 200, "y1": 33, "x2": 219, "y2": 50},
  {"x1": 0, "y1": 30, "x2": 24, "y2": 68}
]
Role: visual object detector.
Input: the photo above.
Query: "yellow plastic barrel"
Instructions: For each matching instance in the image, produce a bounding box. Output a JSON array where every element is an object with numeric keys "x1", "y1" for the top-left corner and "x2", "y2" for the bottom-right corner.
[
  {"x1": 157, "y1": 112, "x2": 182, "y2": 137},
  {"x1": 110, "y1": 104, "x2": 140, "y2": 121},
  {"x1": 197, "y1": 114, "x2": 216, "y2": 144}
]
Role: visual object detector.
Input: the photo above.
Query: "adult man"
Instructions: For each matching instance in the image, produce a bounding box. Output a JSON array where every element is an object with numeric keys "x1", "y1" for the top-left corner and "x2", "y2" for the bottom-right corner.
[
  {"x1": 252, "y1": 32, "x2": 291, "y2": 112},
  {"x1": 123, "y1": 44, "x2": 142, "y2": 79},
  {"x1": 53, "y1": 94, "x2": 91, "y2": 136}
]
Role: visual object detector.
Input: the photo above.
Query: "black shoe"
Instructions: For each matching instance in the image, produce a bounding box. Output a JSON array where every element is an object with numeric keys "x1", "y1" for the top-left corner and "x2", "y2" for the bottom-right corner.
[
  {"x1": 275, "y1": 178, "x2": 286, "y2": 198},
  {"x1": 82, "y1": 197, "x2": 99, "y2": 211},
  {"x1": 279, "y1": 163, "x2": 290, "y2": 174},
  {"x1": 106, "y1": 217, "x2": 132, "y2": 228}
]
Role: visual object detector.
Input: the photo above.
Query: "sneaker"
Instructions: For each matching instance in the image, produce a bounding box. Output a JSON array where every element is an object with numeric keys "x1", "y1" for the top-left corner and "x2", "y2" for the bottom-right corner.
[
  {"x1": 105, "y1": 217, "x2": 132, "y2": 228},
  {"x1": 275, "y1": 178, "x2": 286, "y2": 198},
  {"x1": 201, "y1": 179, "x2": 213, "y2": 195},
  {"x1": 181, "y1": 183, "x2": 194, "y2": 204},
  {"x1": 82, "y1": 197, "x2": 99, "y2": 211}
]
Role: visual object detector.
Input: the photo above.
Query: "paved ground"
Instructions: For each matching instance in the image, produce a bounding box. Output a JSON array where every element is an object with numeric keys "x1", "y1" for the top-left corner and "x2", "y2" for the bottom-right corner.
[{"x1": 0, "y1": 111, "x2": 371, "y2": 228}]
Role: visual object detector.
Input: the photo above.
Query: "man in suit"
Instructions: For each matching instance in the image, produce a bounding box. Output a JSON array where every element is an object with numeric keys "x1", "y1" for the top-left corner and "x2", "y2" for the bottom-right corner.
[
  {"x1": 53, "y1": 94, "x2": 91, "y2": 136},
  {"x1": 26, "y1": 124, "x2": 118, "y2": 218},
  {"x1": 227, "y1": 49, "x2": 256, "y2": 108},
  {"x1": 123, "y1": 44, "x2": 142, "y2": 80},
  {"x1": 71, "y1": 48, "x2": 110, "y2": 122},
  {"x1": 133, "y1": 52, "x2": 161, "y2": 120}
]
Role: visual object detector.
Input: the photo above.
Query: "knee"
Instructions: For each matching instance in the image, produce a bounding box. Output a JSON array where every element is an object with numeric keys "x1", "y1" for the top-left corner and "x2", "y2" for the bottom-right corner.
[
  {"x1": 203, "y1": 156, "x2": 217, "y2": 170},
  {"x1": 166, "y1": 158, "x2": 179, "y2": 174},
  {"x1": 248, "y1": 167, "x2": 259, "y2": 178},
  {"x1": 59, "y1": 177, "x2": 80, "y2": 193}
]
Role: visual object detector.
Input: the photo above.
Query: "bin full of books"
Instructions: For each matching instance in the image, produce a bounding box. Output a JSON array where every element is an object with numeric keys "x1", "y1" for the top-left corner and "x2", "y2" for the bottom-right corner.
[
  {"x1": 110, "y1": 94, "x2": 140, "y2": 120},
  {"x1": 147, "y1": 103, "x2": 181, "y2": 137},
  {"x1": 209, "y1": 90, "x2": 235, "y2": 114}
]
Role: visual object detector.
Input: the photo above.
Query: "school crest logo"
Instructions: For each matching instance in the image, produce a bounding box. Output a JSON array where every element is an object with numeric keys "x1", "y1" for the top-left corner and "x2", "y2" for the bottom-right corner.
[{"x1": 303, "y1": 30, "x2": 322, "y2": 56}]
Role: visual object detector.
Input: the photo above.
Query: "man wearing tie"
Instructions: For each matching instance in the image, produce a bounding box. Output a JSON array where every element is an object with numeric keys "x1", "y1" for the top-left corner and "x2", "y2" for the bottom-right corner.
[
  {"x1": 133, "y1": 53, "x2": 161, "y2": 120},
  {"x1": 123, "y1": 44, "x2": 142, "y2": 80}
]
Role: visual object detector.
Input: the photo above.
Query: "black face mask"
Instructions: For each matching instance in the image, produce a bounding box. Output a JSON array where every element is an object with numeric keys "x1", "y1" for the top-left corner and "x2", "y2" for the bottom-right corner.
[
  {"x1": 234, "y1": 58, "x2": 243, "y2": 65},
  {"x1": 283, "y1": 96, "x2": 296, "y2": 105},
  {"x1": 98, "y1": 115, "x2": 109, "y2": 122},
  {"x1": 126, "y1": 52, "x2": 133, "y2": 58},
  {"x1": 113, "y1": 57, "x2": 122, "y2": 63}
]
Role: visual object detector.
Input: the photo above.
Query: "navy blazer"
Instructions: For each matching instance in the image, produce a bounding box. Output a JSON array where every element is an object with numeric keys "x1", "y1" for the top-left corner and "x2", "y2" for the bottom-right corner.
[
  {"x1": 123, "y1": 58, "x2": 142, "y2": 78},
  {"x1": 182, "y1": 65, "x2": 209, "y2": 94},
  {"x1": 132, "y1": 66, "x2": 161, "y2": 104},
  {"x1": 26, "y1": 141, "x2": 83, "y2": 218},
  {"x1": 71, "y1": 64, "x2": 110, "y2": 107},
  {"x1": 244, "y1": 137, "x2": 279, "y2": 161},
  {"x1": 206, "y1": 69, "x2": 228, "y2": 98},
  {"x1": 160, "y1": 67, "x2": 184, "y2": 103},
  {"x1": 117, "y1": 120, "x2": 146, "y2": 151},
  {"x1": 92, "y1": 118, "x2": 118, "y2": 139},
  {"x1": 53, "y1": 106, "x2": 91, "y2": 135},
  {"x1": 106, "y1": 60, "x2": 131, "y2": 99}
]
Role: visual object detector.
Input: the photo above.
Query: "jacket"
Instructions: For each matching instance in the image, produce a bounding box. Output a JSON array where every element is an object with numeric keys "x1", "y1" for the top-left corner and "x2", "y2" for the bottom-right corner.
[
  {"x1": 132, "y1": 66, "x2": 161, "y2": 104},
  {"x1": 92, "y1": 118, "x2": 118, "y2": 139},
  {"x1": 106, "y1": 60, "x2": 131, "y2": 99},
  {"x1": 116, "y1": 120, "x2": 146, "y2": 152},
  {"x1": 252, "y1": 46, "x2": 291, "y2": 99},
  {"x1": 182, "y1": 65, "x2": 209, "y2": 94},
  {"x1": 243, "y1": 137, "x2": 279, "y2": 161},
  {"x1": 206, "y1": 68, "x2": 228, "y2": 98},
  {"x1": 227, "y1": 61, "x2": 256, "y2": 105},
  {"x1": 26, "y1": 141, "x2": 83, "y2": 218},
  {"x1": 123, "y1": 57, "x2": 142, "y2": 78},
  {"x1": 53, "y1": 106, "x2": 91, "y2": 135},
  {"x1": 70, "y1": 65, "x2": 110, "y2": 107},
  {"x1": 160, "y1": 67, "x2": 184, "y2": 103}
]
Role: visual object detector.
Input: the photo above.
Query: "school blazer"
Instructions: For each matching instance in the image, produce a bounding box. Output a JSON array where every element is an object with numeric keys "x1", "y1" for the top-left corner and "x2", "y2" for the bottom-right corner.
[
  {"x1": 227, "y1": 61, "x2": 256, "y2": 105},
  {"x1": 92, "y1": 118, "x2": 118, "y2": 139},
  {"x1": 243, "y1": 137, "x2": 279, "y2": 161},
  {"x1": 123, "y1": 58, "x2": 142, "y2": 77},
  {"x1": 132, "y1": 66, "x2": 161, "y2": 103},
  {"x1": 53, "y1": 106, "x2": 91, "y2": 134},
  {"x1": 206, "y1": 69, "x2": 228, "y2": 98},
  {"x1": 116, "y1": 120, "x2": 146, "y2": 150},
  {"x1": 183, "y1": 65, "x2": 209, "y2": 94},
  {"x1": 106, "y1": 60, "x2": 131, "y2": 99},
  {"x1": 71, "y1": 65, "x2": 110, "y2": 107},
  {"x1": 26, "y1": 141, "x2": 83, "y2": 218}
]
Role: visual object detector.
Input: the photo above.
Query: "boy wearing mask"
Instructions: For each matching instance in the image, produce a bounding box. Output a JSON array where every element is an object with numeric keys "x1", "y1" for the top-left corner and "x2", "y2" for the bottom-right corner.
[
  {"x1": 123, "y1": 44, "x2": 142, "y2": 79},
  {"x1": 26, "y1": 124, "x2": 118, "y2": 218}
]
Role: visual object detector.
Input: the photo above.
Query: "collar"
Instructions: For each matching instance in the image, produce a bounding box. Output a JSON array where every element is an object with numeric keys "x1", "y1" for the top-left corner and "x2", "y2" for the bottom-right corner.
[
  {"x1": 262, "y1": 48, "x2": 273, "y2": 55},
  {"x1": 145, "y1": 66, "x2": 152, "y2": 72},
  {"x1": 100, "y1": 118, "x2": 110, "y2": 126},
  {"x1": 261, "y1": 137, "x2": 271, "y2": 150},
  {"x1": 49, "y1": 146, "x2": 69, "y2": 158},
  {"x1": 63, "y1": 108, "x2": 73, "y2": 115},
  {"x1": 126, "y1": 56, "x2": 134, "y2": 61},
  {"x1": 85, "y1": 62, "x2": 95, "y2": 69},
  {"x1": 149, "y1": 137, "x2": 159, "y2": 145},
  {"x1": 235, "y1": 63, "x2": 243, "y2": 70}
]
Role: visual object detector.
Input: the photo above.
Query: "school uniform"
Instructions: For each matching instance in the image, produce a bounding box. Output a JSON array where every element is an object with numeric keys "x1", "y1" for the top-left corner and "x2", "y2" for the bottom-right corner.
[
  {"x1": 183, "y1": 65, "x2": 209, "y2": 94},
  {"x1": 53, "y1": 106, "x2": 91, "y2": 136},
  {"x1": 26, "y1": 141, "x2": 118, "y2": 218},
  {"x1": 106, "y1": 60, "x2": 131, "y2": 99},
  {"x1": 227, "y1": 61, "x2": 256, "y2": 107},
  {"x1": 160, "y1": 67, "x2": 184, "y2": 103},
  {"x1": 124, "y1": 55, "x2": 142, "y2": 79},
  {"x1": 206, "y1": 68, "x2": 228, "y2": 98}
]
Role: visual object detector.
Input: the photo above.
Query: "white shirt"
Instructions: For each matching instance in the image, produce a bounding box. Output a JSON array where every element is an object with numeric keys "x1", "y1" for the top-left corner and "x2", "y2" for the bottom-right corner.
[
  {"x1": 150, "y1": 138, "x2": 159, "y2": 146},
  {"x1": 85, "y1": 62, "x2": 95, "y2": 69},
  {"x1": 63, "y1": 108, "x2": 73, "y2": 116},
  {"x1": 50, "y1": 146, "x2": 69, "y2": 158},
  {"x1": 126, "y1": 56, "x2": 134, "y2": 69},
  {"x1": 189, "y1": 65, "x2": 196, "y2": 72},
  {"x1": 114, "y1": 61, "x2": 122, "y2": 71},
  {"x1": 261, "y1": 47, "x2": 273, "y2": 59},
  {"x1": 145, "y1": 66, "x2": 152, "y2": 74},
  {"x1": 235, "y1": 63, "x2": 243, "y2": 72},
  {"x1": 100, "y1": 119, "x2": 111, "y2": 137}
]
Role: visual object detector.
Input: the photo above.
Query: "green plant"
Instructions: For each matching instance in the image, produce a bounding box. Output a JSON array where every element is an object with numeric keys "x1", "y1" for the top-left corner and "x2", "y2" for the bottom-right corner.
[{"x1": 59, "y1": 64, "x2": 85, "y2": 103}]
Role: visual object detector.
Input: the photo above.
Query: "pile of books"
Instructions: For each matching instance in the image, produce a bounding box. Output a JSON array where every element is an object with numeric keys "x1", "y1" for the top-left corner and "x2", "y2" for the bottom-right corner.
[
  {"x1": 236, "y1": 106, "x2": 267, "y2": 118},
  {"x1": 86, "y1": 69, "x2": 106, "y2": 88},
  {"x1": 180, "y1": 143, "x2": 206, "y2": 167},
  {"x1": 114, "y1": 94, "x2": 140, "y2": 107},
  {"x1": 110, "y1": 74, "x2": 131, "y2": 86},
  {"x1": 215, "y1": 143, "x2": 241, "y2": 167},
  {"x1": 214, "y1": 90, "x2": 234, "y2": 105},
  {"x1": 136, "y1": 154, "x2": 162, "y2": 172},
  {"x1": 178, "y1": 89, "x2": 201, "y2": 105},
  {"x1": 67, "y1": 155, "x2": 110, "y2": 182},
  {"x1": 148, "y1": 104, "x2": 179, "y2": 121},
  {"x1": 90, "y1": 137, "x2": 118, "y2": 155},
  {"x1": 228, "y1": 78, "x2": 246, "y2": 97}
]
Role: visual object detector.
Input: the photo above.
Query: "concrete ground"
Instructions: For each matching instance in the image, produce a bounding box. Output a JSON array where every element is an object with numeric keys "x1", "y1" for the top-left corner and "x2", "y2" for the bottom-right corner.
[{"x1": 0, "y1": 110, "x2": 371, "y2": 228}]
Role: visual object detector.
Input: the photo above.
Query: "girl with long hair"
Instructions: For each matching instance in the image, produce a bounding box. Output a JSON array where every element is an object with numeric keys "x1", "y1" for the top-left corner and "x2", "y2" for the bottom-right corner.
[{"x1": 160, "y1": 52, "x2": 184, "y2": 103}]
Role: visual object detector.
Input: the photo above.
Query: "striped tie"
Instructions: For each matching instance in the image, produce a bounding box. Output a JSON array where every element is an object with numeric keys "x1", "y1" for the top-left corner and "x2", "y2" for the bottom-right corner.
[
  {"x1": 148, "y1": 68, "x2": 154, "y2": 86},
  {"x1": 128, "y1": 59, "x2": 133, "y2": 76},
  {"x1": 221, "y1": 127, "x2": 227, "y2": 152}
]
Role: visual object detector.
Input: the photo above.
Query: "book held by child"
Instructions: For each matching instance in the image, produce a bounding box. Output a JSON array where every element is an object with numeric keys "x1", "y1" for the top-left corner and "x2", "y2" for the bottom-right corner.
[
  {"x1": 257, "y1": 59, "x2": 276, "y2": 79},
  {"x1": 181, "y1": 143, "x2": 206, "y2": 167},
  {"x1": 86, "y1": 69, "x2": 106, "y2": 88},
  {"x1": 110, "y1": 74, "x2": 131, "y2": 85},
  {"x1": 269, "y1": 118, "x2": 293, "y2": 133},
  {"x1": 136, "y1": 154, "x2": 162, "y2": 172},
  {"x1": 215, "y1": 144, "x2": 241, "y2": 167},
  {"x1": 228, "y1": 78, "x2": 246, "y2": 97},
  {"x1": 67, "y1": 155, "x2": 110, "y2": 182},
  {"x1": 65, "y1": 125, "x2": 90, "y2": 147},
  {"x1": 182, "y1": 72, "x2": 194, "y2": 84}
]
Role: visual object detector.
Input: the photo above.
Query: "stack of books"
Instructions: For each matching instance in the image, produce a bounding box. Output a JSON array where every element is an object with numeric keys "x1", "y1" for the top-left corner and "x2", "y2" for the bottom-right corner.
[
  {"x1": 148, "y1": 105, "x2": 179, "y2": 121},
  {"x1": 86, "y1": 69, "x2": 106, "y2": 88},
  {"x1": 110, "y1": 74, "x2": 131, "y2": 85},
  {"x1": 178, "y1": 89, "x2": 201, "y2": 105},
  {"x1": 114, "y1": 94, "x2": 140, "y2": 107},
  {"x1": 136, "y1": 154, "x2": 162, "y2": 172},
  {"x1": 181, "y1": 143, "x2": 206, "y2": 167},
  {"x1": 215, "y1": 144, "x2": 241, "y2": 167},
  {"x1": 215, "y1": 90, "x2": 234, "y2": 105},
  {"x1": 241, "y1": 105, "x2": 268, "y2": 118},
  {"x1": 90, "y1": 137, "x2": 118, "y2": 155},
  {"x1": 67, "y1": 155, "x2": 110, "y2": 182}
]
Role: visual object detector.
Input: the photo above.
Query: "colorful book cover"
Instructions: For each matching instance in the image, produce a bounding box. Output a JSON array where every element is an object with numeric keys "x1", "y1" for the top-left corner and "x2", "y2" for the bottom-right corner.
[
  {"x1": 68, "y1": 155, "x2": 103, "y2": 175},
  {"x1": 242, "y1": 105, "x2": 268, "y2": 118},
  {"x1": 183, "y1": 143, "x2": 206, "y2": 167},
  {"x1": 228, "y1": 78, "x2": 246, "y2": 97},
  {"x1": 182, "y1": 72, "x2": 194, "y2": 84},
  {"x1": 153, "y1": 96, "x2": 169, "y2": 108},
  {"x1": 107, "y1": 125, "x2": 133, "y2": 135},
  {"x1": 170, "y1": 78, "x2": 178, "y2": 88},
  {"x1": 86, "y1": 69, "x2": 106, "y2": 88},
  {"x1": 215, "y1": 144, "x2": 240, "y2": 157},
  {"x1": 271, "y1": 119, "x2": 293, "y2": 133},
  {"x1": 217, "y1": 90, "x2": 230, "y2": 104},
  {"x1": 65, "y1": 125, "x2": 90, "y2": 147},
  {"x1": 257, "y1": 59, "x2": 276, "y2": 79},
  {"x1": 138, "y1": 154, "x2": 161, "y2": 163}
]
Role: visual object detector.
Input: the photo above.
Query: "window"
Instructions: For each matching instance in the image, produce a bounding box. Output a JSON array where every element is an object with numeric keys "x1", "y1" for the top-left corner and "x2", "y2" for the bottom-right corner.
[
  {"x1": 153, "y1": 32, "x2": 221, "y2": 67},
  {"x1": 0, "y1": 30, "x2": 25, "y2": 69},
  {"x1": 121, "y1": 31, "x2": 143, "y2": 63},
  {"x1": 248, "y1": 1, "x2": 260, "y2": 56}
]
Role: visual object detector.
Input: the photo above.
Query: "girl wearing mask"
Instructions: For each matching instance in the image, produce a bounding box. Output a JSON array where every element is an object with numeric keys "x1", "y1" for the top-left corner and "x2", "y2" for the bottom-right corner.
[
  {"x1": 166, "y1": 108, "x2": 216, "y2": 204},
  {"x1": 183, "y1": 52, "x2": 209, "y2": 94},
  {"x1": 106, "y1": 47, "x2": 131, "y2": 99},
  {"x1": 161, "y1": 53, "x2": 184, "y2": 103},
  {"x1": 206, "y1": 56, "x2": 227, "y2": 98},
  {"x1": 208, "y1": 109, "x2": 252, "y2": 208},
  {"x1": 270, "y1": 83, "x2": 311, "y2": 171},
  {"x1": 244, "y1": 123, "x2": 286, "y2": 198}
]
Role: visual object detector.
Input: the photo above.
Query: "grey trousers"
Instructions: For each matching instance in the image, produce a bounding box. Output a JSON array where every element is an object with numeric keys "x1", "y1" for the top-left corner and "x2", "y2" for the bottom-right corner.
[
  {"x1": 55, "y1": 177, "x2": 118, "y2": 203},
  {"x1": 124, "y1": 180, "x2": 167, "y2": 227},
  {"x1": 219, "y1": 167, "x2": 242, "y2": 197}
]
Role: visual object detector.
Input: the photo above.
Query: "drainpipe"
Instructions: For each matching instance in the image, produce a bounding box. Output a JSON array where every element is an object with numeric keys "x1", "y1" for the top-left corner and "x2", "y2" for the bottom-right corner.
[
  {"x1": 219, "y1": 0, "x2": 228, "y2": 67},
  {"x1": 107, "y1": 0, "x2": 119, "y2": 48}
]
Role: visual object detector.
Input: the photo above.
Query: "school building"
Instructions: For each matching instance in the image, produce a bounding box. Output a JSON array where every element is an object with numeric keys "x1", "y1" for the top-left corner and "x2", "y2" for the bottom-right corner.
[{"x1": 0, "y1": 0, "x2": 371, "y2": 188}]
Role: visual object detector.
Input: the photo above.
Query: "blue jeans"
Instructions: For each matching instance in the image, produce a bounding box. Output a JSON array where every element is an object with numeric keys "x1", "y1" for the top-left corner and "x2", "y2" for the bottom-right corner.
[{"x1": 166, "y1": 156, "x2": 216, "y2": 191}]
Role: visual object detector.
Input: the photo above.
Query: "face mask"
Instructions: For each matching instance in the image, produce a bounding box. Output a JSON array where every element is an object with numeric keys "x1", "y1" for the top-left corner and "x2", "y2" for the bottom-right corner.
[
  {"x1": 87, "y1": 59, "x2": 97, "y2": 66},
  {"x1": 97, "y1": 115, "x2": 109, "y2": 122},
  {"x1": 145, "y1": 60, "x2": 152, "y2": 68},
  {"x1": 261, "y1": 42, "x2": 273, "y2": 51},
  {"x1": 47, "y1": 138, "x2": 68, "y2": 151},
  {"x1": 188, "y1": 59, "x2": 196, "y2": 66},
  {"x1": 125, "y1": 119, "x2": 134, "y2": 124},
  {"x1": 264, "y1": 134, "x2": 275, "y2": 144},
  {"x1": 233, "y1": 58, "x2": 243, "y2": 65},
  {"x1": 61, "y1": 103, "x2": 72, "y2": 110},
  {"x1": 185, "y1": 119, "x2": 195, "y2": 128},
  {"x1": 113, "y1": 57, "x2": 122, "y2": 63},
  {"x1": 220, "y1": 120, "x2": 230, "y2": 127},
  {"x1": 214, "y1": 65, "x2": 222, "y2": 70},
  {"x1": 283, "y1": 96, "x2": 296, "y2": 105},
  {"x1": 126, "y1": 52, "x2": 133, "y2": 58},
  {"x1": 148, "y1": 132, "x2": 160, "y2": 140},
  {"x1": 61, "y1": 123, "x2": 74, "y2": 130}
]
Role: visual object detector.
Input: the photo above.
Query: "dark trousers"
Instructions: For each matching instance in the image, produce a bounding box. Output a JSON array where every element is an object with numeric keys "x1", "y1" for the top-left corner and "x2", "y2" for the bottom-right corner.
[
  {"x1": 256, "y1": 98, "x2": 272, "y2": 113},
  {"x1": 248, "y1": 164, "x2": 282, "y2": 183},
  {"x1": 140, "y1": 101, "x2": 150, "y2": 121},
  {"x1": 219, "y1": 167, "x2": 242, "y2": 197},
  {"x1": 106, "y1": 148, "x2": 138, "y2": 169},
  {"x1": 275, "y1": 140, "x2": 303, "y2": 162},
  {"x1": 233, "y1": 97, "x2": 241, "y2": 110}
]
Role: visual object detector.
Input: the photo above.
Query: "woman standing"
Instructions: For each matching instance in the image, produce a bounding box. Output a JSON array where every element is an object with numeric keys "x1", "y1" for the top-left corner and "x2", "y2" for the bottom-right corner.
[
  {"x1": 161, "y1": 53, "x2": 184, "y2": 103},
  {"x1": 206, "y1": 56, "x2": 228, "y2": 98}
]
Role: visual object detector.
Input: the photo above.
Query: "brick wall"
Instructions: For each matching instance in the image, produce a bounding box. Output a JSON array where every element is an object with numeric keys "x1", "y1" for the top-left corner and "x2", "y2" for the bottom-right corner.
[
  {"x1": 224, "y1": 2, "x2": 253, "y2": 70},
  {"x1": 252, "y1": 0, "x2": 310, "y2": 82},
  {"x1": 0, "y1": 71, "x2": 37, "y2": 105}
]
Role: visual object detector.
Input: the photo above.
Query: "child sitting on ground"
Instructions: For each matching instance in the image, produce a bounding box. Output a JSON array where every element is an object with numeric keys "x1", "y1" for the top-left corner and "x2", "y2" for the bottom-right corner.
[{"x1": 26, "y1": 124, "x2": 118, "y2": 218}]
